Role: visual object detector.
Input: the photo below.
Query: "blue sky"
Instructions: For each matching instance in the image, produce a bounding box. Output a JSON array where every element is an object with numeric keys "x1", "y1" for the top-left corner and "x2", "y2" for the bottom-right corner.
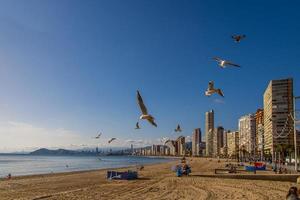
[{"x1": 0, "y1": 0, "x2": 299, "y2": 151}]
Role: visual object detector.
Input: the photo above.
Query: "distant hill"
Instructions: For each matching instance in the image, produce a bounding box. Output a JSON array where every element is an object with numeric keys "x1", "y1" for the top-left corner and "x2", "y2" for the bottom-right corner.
[
  {"x1": 29, "y1": 148, "x2": 95, "y2": 156},
  {"x1": 29, "y1": 148, "x2": 132, "y2": 156}
]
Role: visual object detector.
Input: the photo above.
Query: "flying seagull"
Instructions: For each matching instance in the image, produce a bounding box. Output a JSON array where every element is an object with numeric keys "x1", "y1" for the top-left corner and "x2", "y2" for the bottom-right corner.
[
  {"x1": 137, "y1": 90, "x2": 157, "y2": 127},
  {"x1": 94, "y1": 132, "x2": 102, "y2": 139},
  {"x1": 232, "y1": 34, "x2": 246, "y2": 43},
  {"x1": 205, "y1": 81, "x2": 224, "y2": 97},
  {"x1": 175, "y1": 124, "x2": 182, "y2": 132},
  {"x1": 160, "y1": 137, "x2": 169, "y2": 143},
  {"x1": 135, "y1": 122, "x2": 140, "y2": 129},
  {"x1": 213, "y1": 57, "x2": 241, "y2": 68},
  {"x1": 108, "y1": 138, "x2": 116, "y2": 144}
]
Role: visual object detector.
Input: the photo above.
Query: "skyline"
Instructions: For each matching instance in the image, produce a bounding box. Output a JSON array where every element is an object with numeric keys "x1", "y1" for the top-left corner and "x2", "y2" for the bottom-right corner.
[{"x1": 0, "y1": 0, "x2": 300, "y2": 152}]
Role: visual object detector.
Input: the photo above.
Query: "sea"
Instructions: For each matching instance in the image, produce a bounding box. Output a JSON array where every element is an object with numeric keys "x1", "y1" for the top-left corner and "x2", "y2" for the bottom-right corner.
[{"x1": 0, "y1": 155, "x2": 172, "y2": 177}]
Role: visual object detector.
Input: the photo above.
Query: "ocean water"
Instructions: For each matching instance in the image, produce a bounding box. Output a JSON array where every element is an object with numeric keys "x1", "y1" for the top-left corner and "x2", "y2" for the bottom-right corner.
[{"x1": 0, "y1": 155, "x2": 172, "y2": 177}]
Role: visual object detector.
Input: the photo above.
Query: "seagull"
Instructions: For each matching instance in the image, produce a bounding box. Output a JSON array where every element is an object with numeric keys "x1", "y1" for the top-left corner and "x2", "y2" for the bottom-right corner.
[
  {"x1": 205, "y1": 81, "x2": 224, "y2": 97},
  {"x1": 174, "y1": 124, "x2": 182, "y2": 132},
  {"x1": 164, "y1": 139, "x2": 170, "y2": 145},
  {"x1": 213, "y1": 57, "x2": 241, "y2": 68},
  {"x1": 160, "y1": 137, "x2": 169, "y2": 143},
  {"x1": 108, "y1": 138, "x2": 116, "y2": 144},
  {"x1": 94, "y1": 132, "x2": 102, "y2": 139},
  {"x1": 136, "y1": 90, "x2": 157, "y2": 127},
  {"x1": 135, "y1": 122, "x2": 140, "y2": 129},
  {"x1": 232, "y1": 34, "x2": 246, "y2": 43}
]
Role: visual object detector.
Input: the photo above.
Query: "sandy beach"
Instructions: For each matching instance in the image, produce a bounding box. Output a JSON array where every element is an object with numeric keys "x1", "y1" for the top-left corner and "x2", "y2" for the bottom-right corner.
[{"x1": 0, "y1": 158, "x2": 295, "y2": 200}]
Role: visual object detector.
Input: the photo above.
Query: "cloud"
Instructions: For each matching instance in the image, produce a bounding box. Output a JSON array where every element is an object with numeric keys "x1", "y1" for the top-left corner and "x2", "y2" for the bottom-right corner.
[
  {"x1": 0, "y1": 121, "x2": 87, "y2": 152},
  {"x1": 124, "y1": 139, "x2": 153, "y2": 146},
  {"x1": 185, "y1": 135, "x2": 192, "y2": 142}
]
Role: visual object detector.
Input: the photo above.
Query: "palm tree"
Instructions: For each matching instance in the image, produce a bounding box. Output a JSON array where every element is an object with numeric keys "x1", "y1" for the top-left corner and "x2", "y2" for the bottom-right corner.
[
  {"x1": 283, "y1": 144, "x2": 293, "y2": 164},
  {"x1": 274, "y1": 144, "x2": 284, "y2": 163}
]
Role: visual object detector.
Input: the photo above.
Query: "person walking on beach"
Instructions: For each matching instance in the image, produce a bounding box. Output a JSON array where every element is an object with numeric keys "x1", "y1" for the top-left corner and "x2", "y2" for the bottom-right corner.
[{"x1": 286, "y1": 186, "x2": 299, "y2": 200}]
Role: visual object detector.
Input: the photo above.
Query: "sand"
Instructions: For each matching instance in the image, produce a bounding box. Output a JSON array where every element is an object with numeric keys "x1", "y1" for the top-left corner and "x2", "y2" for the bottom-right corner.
[{"x1": 0, "y1": 157, "x2": 295, "y2": 200}]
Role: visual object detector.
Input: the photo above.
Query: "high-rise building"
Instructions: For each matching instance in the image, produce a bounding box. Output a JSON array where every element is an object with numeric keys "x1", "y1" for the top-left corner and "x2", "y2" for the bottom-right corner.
[
  {"x1": 205, "y1": 110, "x2": 214, "y2": 156},
  {"x1": 263, "y1": 78, "x2": 294, "y2": 158},
  {"x1": 199, "y1": 142, "x2": 206, "y2": 156},
  {"x1": 227, "y1": 131, "x2": 239, "y2": 158},
  {"x1": 177, "y1": 136, "x2": 186, "y2": 156},
  {"x1": 192, "y1": 128, "x2": 201, "y2": 156},
  {"x1": 165, "y1": 147, "x2": 170, "y2": 156},
  {"x1": 151, "y1": 145, "x2": 157, "y2": 156},
  {"x1": 239, "y1": 114, "x2": 256, "y2": 159},
  {"x1": 165, "y1": 140, "x2": 178, "y2": 156},
  {"x1": 213, "y1": 126, "x2": 224, "y2": 157},
  {"x1": 223, "y1": 131, "x2": 228, "y2": 148},
  {"x1": 130, "y1": 144, "x2": 133, "y2": 154},
  {"x1": 221, "y1": 130, "x2": 228, "y2": 157},
  {"x1": 255, "y1": 109, "x2": 264, "y2": 158},
  {"x1": 159, "y1": 145, "x2": 166, "y2": 156}
]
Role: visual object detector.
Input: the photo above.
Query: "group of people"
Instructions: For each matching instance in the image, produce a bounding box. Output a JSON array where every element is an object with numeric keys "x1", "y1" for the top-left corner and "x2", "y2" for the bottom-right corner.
[
  {"x1": 175, "y1": 163, "x2": 191, "y2": 177},
  {"x1": 174, "y1": 157, "x2": 191, "y2": 177}
]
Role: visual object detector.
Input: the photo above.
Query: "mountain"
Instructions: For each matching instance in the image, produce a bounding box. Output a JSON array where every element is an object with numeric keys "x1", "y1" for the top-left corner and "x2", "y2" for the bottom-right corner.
[
  {"x1": 29, "y1": 148, "x2": 94, "y2": 156},
  {"x1": 29, "y1": 148, "x2": 132, "y2": 156}
]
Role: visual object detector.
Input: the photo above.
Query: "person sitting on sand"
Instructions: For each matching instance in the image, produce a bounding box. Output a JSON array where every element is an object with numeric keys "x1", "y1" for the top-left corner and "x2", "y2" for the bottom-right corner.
[
  {"x1": 181, "y1": 163, "x2": 191, "y2": 176},
  {"x1": 7, "y1": 173, "x2": 11, "y2": 180},
  {"x1": 182, "y1": 163, "x2": 187, "y2": 171},
  {"x1": 181, "y1": 157, "x2": 186, "y2": 164},
  {"x1": 286, "y1": 186, "x2": 299, "y2": 200}
]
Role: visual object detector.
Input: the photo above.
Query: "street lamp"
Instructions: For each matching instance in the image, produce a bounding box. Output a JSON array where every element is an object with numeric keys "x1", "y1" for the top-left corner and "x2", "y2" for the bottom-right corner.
[
  {"x1": 269, "y1": 98, "x2": 299, "y2": 170},
  {"x1": 292, "y1": 96, "x2": 300, "y2": 171}
]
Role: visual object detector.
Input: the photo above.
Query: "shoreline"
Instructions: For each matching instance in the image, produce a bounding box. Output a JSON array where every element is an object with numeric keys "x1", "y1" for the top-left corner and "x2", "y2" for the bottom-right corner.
[{"x1": 0, "y1": 157, "x2": 178, "y2": 180}]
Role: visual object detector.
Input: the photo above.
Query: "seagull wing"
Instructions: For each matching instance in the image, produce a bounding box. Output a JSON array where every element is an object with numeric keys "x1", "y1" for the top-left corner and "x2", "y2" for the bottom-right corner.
[
  {"x1": 95, "y1": 132, "x2": 101, "y2": 139},
  {"x1": 217, "y1": 89, "x2": 224, "y2": 97},
  {"x1": 212, "y1": 57, "x2": 222, "y2": 62},
  {"x1": 137, "y1": 90, "x2": 148, "y2": 115},
  {"x1": 108, "y1": 138, "x2": 116, "y2": 143},
  {"x1": 225, "y1": 61, "x2": 241, "y2": 67},
  {"x1": 147, "y1": 118, "x2": 157, "y2": 127}
]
